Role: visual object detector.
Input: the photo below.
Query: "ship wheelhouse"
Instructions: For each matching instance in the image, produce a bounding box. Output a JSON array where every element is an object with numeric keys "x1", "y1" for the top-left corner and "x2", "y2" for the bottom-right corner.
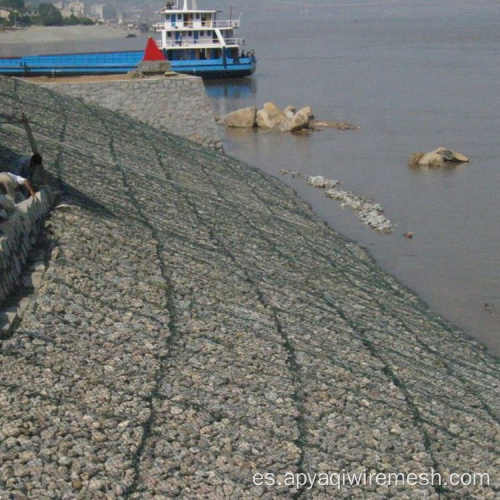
[{"x1": 156, "y1": 0, "x2": 246, "y2": 63}]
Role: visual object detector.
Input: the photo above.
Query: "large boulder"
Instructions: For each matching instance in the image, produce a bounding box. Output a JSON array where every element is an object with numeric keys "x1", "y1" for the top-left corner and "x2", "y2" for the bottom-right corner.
[
  {"x1": 222, "y1": 106, "x2": 257, "y2": 128},
  {"x1": 288, "y1": 109, "x2": 310, "y2": 132},
  {"x1": 419, "y1": 151, "x2": 444, "y2": 167},
  {"x1": 412, "y1": 147, "x2": 469, "y2": 167},
  {"x1": 256, "y1": 102, "x2": 288, "y2": 129},
  {"x1": 222, "y1": 102, "x2": 316, "y2": 133}
]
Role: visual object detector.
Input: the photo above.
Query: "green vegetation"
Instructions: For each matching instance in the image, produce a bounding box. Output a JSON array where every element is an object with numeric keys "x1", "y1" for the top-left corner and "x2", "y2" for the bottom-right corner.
[
  {"x1": 36, "y1": 2, "x2": 63, "y2": 25},
  {"x1": 0, "y1": 0, "x2": 25, "y2": 11},
  {"x1": 0, "y1": 1, "x2": 95, "y2": 27},
  {"x1": 62, "y1": 14, "x2": 94, "y2": 26}
]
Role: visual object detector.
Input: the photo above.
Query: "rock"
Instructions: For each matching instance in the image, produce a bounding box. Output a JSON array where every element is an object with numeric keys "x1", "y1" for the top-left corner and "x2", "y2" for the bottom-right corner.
[
  {"x1": 305, "y1": 176, "x2": 338, "y2": 189},
  {"x1": 256, "y1": 102, "x2": 288, "y2": 129},
  {"x1": 422, "y1": 152, "x2": 445, "y2": 167},
  {"x1": 283, "y1": 105, "x2": 296, "y2": 120},
  {"x1": 289, "y1": 110, "x2": 310, "y2": 132},
  {"x1": 434, "y1": 146, "x2": 469, "y2": 163},
  {"x1": 297, "y1": 106, "x2": 315, "y2": 119},
  {"x1": 407, "y1": 152, "x2": 424, "y2": 166},
  {"x1": 279, "y1": 169, "x2": 301, "y2": 178},
  {"x1": 325, "y1": 186, "x2": 393, "y2": 233},
  {"x1": 412, "y1": 147, "x2": 469, "y2": 167},
  {"x1": 310, "y1": 119, "x2": 360, "y2": 131},
  {"x1": 223, "y1": 103, "x2": 316, "y2": 132},
  {"x1": 222, "y1": 106, "x2": 257, "y2": 128}
]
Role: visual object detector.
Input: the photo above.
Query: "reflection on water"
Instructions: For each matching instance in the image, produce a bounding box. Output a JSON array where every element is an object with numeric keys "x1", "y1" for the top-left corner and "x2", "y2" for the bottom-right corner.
[{"x1": 205, "y1": 79, "x2": 257, "y2": 106}]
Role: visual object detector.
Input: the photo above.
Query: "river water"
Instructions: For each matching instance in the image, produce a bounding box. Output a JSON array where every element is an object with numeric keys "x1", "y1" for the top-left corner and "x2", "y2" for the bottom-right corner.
[{"x1": 1, "y1": 0, "x2": 499, "y2": 355}]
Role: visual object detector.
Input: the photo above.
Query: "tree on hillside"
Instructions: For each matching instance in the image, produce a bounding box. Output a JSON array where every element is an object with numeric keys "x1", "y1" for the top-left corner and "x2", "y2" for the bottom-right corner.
[
  {"x1": 37, "y1": 2, "x2": 63, "y2": 25},
  {"x1": 0, "y1": 0, "x2": 25, "y2": 11}
]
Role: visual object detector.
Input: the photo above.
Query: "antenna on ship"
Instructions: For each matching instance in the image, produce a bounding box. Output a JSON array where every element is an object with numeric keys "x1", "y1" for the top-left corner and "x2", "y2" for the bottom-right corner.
[{"x1": 183, "y1": 0, "x2": 188, "y2": 10}]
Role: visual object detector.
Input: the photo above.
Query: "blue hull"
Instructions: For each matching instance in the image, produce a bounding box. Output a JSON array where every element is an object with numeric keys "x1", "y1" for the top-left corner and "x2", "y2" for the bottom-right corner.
[{"x1": 0, "y1": 50, "x2": 256, "y2": 78}]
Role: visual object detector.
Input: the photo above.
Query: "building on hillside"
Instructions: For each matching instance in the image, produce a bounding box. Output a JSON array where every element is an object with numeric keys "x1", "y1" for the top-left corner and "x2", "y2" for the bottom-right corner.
[
  {"x1": 54, "y1": 1, "x2": 85, "y2": 18},
  {"x1": 89, "y1": 4, "x2": 104, "y2": 21},
  {"x1": 0, "y1": 7, "x2": 13, "y2": 19}
]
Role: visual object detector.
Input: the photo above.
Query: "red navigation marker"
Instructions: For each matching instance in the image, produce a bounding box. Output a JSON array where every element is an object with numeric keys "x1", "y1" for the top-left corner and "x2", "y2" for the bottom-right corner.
[{"x1": 143, "y1": 37, "x2": 166, "y2": 62}]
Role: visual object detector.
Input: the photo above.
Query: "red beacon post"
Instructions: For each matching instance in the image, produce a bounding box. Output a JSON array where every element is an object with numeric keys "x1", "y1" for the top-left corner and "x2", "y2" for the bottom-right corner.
[
  {"x1": 137, "y1": 37, "x2": 171, "y2": 74},
  {"x1": 143, "y1": 37, "x2": 166, "y2": 62}
]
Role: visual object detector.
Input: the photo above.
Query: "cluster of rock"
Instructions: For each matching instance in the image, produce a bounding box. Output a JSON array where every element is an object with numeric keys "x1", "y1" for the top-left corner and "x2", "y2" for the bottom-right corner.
[
  {"x1": 222, "y1": 102, "x2": 360, "y2": 132},
  {"x1": 222, "y1": 103, "x2": 360, "y2": 133},
  {"x1": 1, "y1": 77, "x2": 499, "y2": 499},
  {"x1": 281, "y1": 171, "x2": 393, "y2": 233},
  {"x1": 222, "y1": 102, "x2": 314, "y2": 132},
  {"x1": 408, "y1": 147, "x2": 469, "y2": 167}
]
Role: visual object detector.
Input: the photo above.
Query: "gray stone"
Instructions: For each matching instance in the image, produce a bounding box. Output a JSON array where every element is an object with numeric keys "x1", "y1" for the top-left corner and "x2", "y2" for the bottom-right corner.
[{"x1": 137, "y1": 60, "x2": 171, "y2": 74}]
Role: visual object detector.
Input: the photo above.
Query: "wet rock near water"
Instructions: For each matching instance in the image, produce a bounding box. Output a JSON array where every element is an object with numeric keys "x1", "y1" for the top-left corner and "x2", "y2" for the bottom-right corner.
[
  {"x1": 325, "y1": 187, "x2": 393, "y2": 233},
  {"x1": 281, "y1": 171, "x2": 393, "y2": 233},
  {"x1": 408, "y1": 147, "x2": 469, "y2": 167},
  {"x1": 222, "y1": 105, "x2": 257, "y2": 128},
  {"x1": 222, "y1": 102, "x2": 359, "y2": 133},
  {"x1": 309, "y1": 119, "x2": 360, "y2": 131},
  {"x1": 0, "y1": 76, "x2": 499, "y2": 499}
]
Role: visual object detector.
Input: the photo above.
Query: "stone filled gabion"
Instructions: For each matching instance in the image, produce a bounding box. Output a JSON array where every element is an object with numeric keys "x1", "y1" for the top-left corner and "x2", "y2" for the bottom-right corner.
[{"x1": 0, "y1": 76, "x2": 499, "y2": 499}]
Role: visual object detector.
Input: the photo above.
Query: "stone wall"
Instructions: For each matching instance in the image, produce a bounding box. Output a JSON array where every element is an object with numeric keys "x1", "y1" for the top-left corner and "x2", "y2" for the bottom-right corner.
[
  {"x1": 36, "y1": 74, "x2": 223, "y2": 151},
  {"x1": 0, "y1": 189, "x2": 53, "y2": 307}
]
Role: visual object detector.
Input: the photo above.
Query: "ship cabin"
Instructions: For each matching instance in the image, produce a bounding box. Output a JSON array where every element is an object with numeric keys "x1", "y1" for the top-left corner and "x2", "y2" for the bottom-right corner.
[{"x1": 156, "y1": 0, "x2": 245, "y2": 62}]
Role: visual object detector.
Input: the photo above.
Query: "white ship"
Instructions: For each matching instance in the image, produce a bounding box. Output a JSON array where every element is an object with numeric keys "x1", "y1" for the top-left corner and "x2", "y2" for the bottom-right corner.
[{"x1": 154, "y1": 0, "x2": 257, "y2": 77}]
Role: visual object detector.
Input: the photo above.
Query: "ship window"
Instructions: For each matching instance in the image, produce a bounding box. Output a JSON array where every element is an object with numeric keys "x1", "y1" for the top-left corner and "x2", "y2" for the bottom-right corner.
[
  {"x1": 167, "y1": 32, "x2": 172, "y2": 37},
  {"x1": 196, "y1": 13, "x2": 200, "y2": 19},
  {"x1": 178, "y1": 14, "x2": 183, "y2": 19},
  {"x1": 166, "y1": 15, "x2": 170, "y2": 20},
  {"x1": 200, "y1": 31, "x2": 204, "y2": 36}
]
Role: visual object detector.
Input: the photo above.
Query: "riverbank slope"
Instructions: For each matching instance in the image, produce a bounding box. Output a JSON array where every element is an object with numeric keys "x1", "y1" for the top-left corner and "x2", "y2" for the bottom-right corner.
[{"x1": 0, "y1": 76, "x2": 499, "y2": 499}]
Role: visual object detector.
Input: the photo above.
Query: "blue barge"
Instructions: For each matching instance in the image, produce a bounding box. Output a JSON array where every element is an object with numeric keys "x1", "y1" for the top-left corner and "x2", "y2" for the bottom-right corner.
[
  {"x1": 0, "y1": 0, "x2": 256, "y2": 79},
  {"x1": 0, "y1": 51, "x2": 256, "y2": 78}
]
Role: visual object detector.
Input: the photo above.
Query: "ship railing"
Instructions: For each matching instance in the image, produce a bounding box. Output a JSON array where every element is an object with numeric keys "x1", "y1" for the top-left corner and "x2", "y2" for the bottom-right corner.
[
  {"x1": 212, "y1": 20, "x2": 240, "y2": 28},
  {"x1": 160, "y1": 37, "x2": 244, "y2": 48},
  {"x1": 154, "y1": 19, "x2": 240, "y2": 30}
]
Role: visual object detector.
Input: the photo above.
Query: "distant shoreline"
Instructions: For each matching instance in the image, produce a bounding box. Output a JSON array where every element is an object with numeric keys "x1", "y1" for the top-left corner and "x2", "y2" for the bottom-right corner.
[{"x1": 0, "y1": 24, "x2": 138, "y2": 45}]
